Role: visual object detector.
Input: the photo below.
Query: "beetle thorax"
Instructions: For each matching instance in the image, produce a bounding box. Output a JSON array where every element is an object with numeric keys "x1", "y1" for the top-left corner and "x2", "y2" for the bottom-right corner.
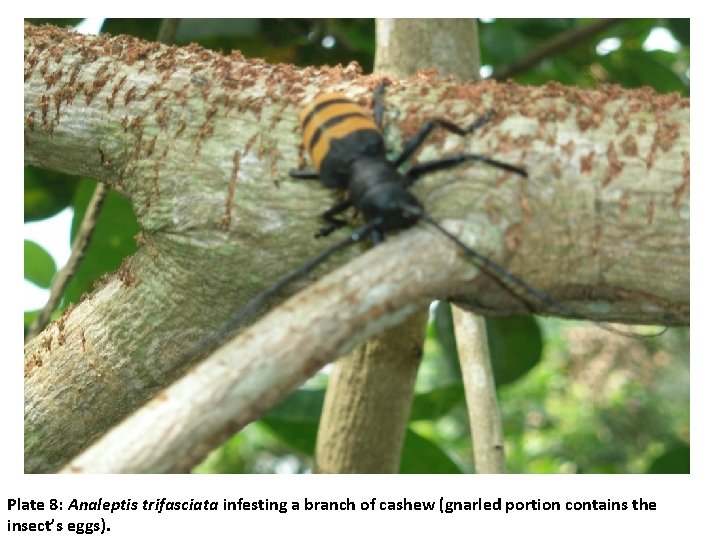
[{"x1": 348, "y1": 157, "x2": 422, "y2": 231}]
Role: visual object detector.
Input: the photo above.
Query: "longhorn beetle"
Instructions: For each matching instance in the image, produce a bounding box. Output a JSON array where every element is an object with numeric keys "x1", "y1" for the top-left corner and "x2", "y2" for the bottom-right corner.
[{"x1": 192, "y1": 80, "x2": 663, "y2": 359}]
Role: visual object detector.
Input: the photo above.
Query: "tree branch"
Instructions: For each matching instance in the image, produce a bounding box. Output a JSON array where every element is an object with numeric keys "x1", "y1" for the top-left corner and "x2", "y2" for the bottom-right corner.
[
  {"x1": 493, "y1": 19, "x2": 625, "y2": 81},
  {"x1": 156, "y1": 19, "x2": 181, "y2": 45},
  {"x1": 25, "y1": 183, "x2": 108, "y2": 342},
  {"x1": 452, "y1": 307, "x2": 506, "y2": 473},
  {"x1": 374, "y1": 18, "x2": 480, "y2": 80},
  {"x1": 62, "y1": 229, "x2": 466, "y2": 473},
  {"x1": 314, "y1": 309, "x2": 427, "y2": 473},
  {"x1": 24, "y1": 23, "x2": 688, "y2": 472}
]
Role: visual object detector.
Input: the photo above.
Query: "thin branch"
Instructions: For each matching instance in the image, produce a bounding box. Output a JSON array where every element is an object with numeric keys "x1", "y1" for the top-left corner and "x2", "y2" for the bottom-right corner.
[
  {"x1": 157, "y1": 18, "x2": 181, "y2": 45},
  {"x1": 493, "y1": 19, "x2": 625, "y2": 81},
  {"x1": 451, "y1": 307, "x2": 506, "y2": 473},
  {"x1": 25, "y1": 183, "x2": 108, "y2": 342}
]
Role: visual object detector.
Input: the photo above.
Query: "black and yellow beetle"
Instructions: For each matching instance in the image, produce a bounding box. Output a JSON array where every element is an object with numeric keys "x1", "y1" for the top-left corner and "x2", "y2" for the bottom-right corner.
[
  {"x1": 199, "y1": 80, "x2": 662, "y2": 352},
  {"x1": 290, "y1": 80, "x2": 526, "y2": 244}
]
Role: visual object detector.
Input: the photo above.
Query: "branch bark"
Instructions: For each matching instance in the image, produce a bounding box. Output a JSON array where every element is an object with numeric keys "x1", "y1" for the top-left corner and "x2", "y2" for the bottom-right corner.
[
  {"x1": 374, "y1": 19, "x2": 480, "y2": 80},
  {"x1": 452, "y1": 308, "x2": 506, "y2": 473},
  {"x1": 25, "y1": 19, "x2": 181, "y2": 344},
  {"x1": 314, "y1": 310, "x2": 427, "y2": 474},
  {"x1": 24, "y1": 23, "x2": 689, "y2": 472}
]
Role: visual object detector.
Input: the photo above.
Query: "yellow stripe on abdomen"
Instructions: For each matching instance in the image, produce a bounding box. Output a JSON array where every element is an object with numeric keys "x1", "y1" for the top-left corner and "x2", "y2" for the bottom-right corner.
[
  {"x1": 309, "y1": 116, "x2": 379, "y2": 169},
  {"x1": 299, "y1": 94, "x2": 379, "y2": 169}
]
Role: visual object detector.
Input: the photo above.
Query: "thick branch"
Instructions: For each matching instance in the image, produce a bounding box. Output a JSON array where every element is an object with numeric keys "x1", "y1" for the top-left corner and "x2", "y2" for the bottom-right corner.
[
  {"x1": 374, "y1": 19, "x2": 480, "y2": 80},
  {"x1": 24, "y1": 24, "x2": 688, "y2": 472},
  {"x1": 62, "y1": 229, "x2": 467, "y2": 473},
  {"x1": 314, "y1": 309, "x2": 427, "y2": 473}
]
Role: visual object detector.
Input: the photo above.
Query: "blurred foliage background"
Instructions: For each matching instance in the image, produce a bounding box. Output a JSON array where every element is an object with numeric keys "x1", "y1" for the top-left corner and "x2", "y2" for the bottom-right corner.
[{"x1": 24, "y1": 18, "x2": 690, "y2": 473}]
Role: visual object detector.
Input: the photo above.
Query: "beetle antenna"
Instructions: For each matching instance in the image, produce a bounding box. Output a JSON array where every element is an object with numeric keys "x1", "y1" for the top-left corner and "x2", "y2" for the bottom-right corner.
[
  {"x1": 183, "y1": 219, "x2": 382, "y2": 361},
  {"x1": 413, "y1": 210, "x2": 667, "y2": 339}
]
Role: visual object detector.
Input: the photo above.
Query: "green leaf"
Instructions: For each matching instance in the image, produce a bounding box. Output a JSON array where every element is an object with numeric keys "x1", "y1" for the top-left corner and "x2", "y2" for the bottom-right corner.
[
  {"x1": 175, "y1": 19, "x2": 261, "y2": 41},
  {"x1": 599, "y1": 48, "x2": 688, "y2": 94},
  {"x1": 259, "y1": 388, "x2": 325, "y2": 455},
  {"x1": 433, "y1": 301, "x2": 460, "y2": 367},
  {"x1": 25, "y1": 310, "x2": 41, "y2": 328},
  {"x1": 666, "y1": 18, "x2": 689, "y2": 46},
  {"x1": 486, "y1": 315, "x2": 543, "y2": 386},
  {"x1": 175, "y1": 20, "x2": 295, "y2": 60},
  {"x1": 422, "y1": 304, "x2": 463, "y2": 388},
  {"x1": 409, "y1": 384, "x2": 465, "y2": 422},
  {"x1": 328, "y1": 19, "x2": 376, "y2": 56},
  {"x1": 24, "y1": 240, "x2": 57, "y2": 288},
  {"x1": 481, "y1": 26, "x2": 532, "y2": 66},
  {"x1": 647, "y1": 443, "x2": 690, "y2": 474},
  {"x1": 259, "y1": 418, "x2": 318, "y2": 456},
  {"x1": 24, "y1": 166, "x2": 77, "y2": 222},
  {"x1": 513, "y1": 18, "x2": 575, "y2": 39},
  {"x1": 400, "y1": 429, "x2": 462, "y2": 473},
  {"x1": 265, "y1": 388, "x2": 325, "y2": 423}
]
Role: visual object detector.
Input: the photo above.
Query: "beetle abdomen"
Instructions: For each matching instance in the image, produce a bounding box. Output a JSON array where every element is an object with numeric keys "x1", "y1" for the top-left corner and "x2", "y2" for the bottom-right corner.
[{"x1": 299, "y1": 93, "x2": 384, "y2": 187}]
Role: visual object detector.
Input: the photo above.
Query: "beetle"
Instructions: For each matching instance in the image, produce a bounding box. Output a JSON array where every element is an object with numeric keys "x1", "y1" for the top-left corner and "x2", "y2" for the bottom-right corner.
[
  {"x1": 290, "y1": 80, "x2": 527, "y2": 244},
  {"x1": 196, "y1": 80, "x2": 662, "y2": 355}
]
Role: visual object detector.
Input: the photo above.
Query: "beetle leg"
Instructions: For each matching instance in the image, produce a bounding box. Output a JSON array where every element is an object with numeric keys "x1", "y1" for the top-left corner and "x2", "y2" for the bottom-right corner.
[
  {"x1": 289, "y1": 169, "x2": 321, "y2": 180},
  {"x1": 393, "y1": 112, "x2": 495, "y2": 168},
  {"x1": 404, "y1": 152, "x2": 527, "y2": 186},
  {"x1": 370, "y1": 228, "x2": 385, "y2": 245},
  {"x1": 315, "y1": 199, "x2": 353, "y2": 238}
]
